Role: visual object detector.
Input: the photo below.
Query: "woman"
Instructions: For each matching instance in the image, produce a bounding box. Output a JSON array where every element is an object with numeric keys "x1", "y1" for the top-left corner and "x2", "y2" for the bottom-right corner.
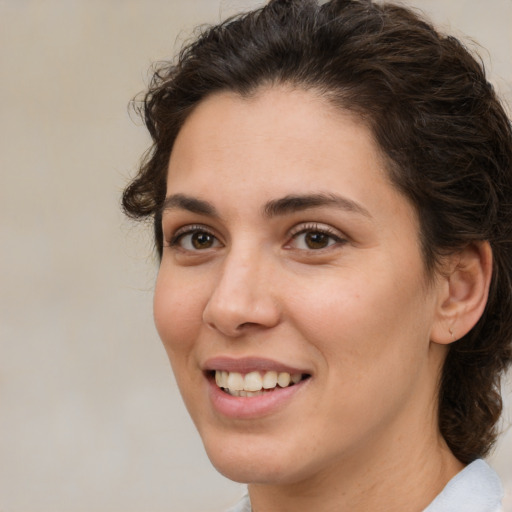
[{"x1": 122, "y1": 0, "x2": 512, "y2": 510}]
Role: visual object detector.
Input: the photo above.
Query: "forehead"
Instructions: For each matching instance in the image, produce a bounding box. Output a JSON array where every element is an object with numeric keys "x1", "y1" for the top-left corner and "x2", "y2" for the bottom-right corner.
[{"x1": 167, "y1": 86, "x2": 392, "y2": 198}]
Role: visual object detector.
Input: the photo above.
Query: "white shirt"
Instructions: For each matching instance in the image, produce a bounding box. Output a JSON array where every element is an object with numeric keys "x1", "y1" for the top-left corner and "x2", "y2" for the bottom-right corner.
[
  {"x1": 227, "y1": 459, "x2": 503, "y2": 512},
  {"x1": 423, "y1": 459, "x2": 503, "y2": 512}
]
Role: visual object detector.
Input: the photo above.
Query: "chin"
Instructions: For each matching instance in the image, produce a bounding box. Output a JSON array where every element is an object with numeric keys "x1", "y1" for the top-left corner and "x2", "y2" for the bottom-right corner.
[
  {"x1": 200, "y1": 428, "x2": 318, "y2": 485},
  {"x1": 209, "y1": 455, "x2": 305, "y2": 485},
  {"x1": 209, "y1": 457, "x2": 279, "y2": 484},
  {"x1": 203, "y1": 433, "x2": 279, "y2": 482}
]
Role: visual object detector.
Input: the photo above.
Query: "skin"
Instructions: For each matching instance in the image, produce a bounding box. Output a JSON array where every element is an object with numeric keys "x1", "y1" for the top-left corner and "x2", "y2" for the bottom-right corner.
[{"x1": 153, "y1": 86, "x2": 474, "y2": 511}]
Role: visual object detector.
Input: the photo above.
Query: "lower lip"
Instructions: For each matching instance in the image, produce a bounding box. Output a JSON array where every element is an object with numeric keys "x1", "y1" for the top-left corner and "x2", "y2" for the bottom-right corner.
[{"x1": 207, "y1": 376, "x2": 309, "y2": 420}]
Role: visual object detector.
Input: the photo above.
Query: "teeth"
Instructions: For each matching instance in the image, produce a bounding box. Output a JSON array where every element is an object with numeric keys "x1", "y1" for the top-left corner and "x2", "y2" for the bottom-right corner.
[
  {"x1": 227, "y1": 372, "x2": 244, "y2": 391},
  {"x1": 291, "y1": 373, "x2": 302, "y2": 384},
  {"x1": 277, "y1": 372, "x2": 290, "y2": 387},
  {"x1": 262, "y1": 371, "x2": 277, "y2": 389},
  {"x1": 227, "y1": 389, "x2": 266, "y2": 397},
  {"x1": 244, "y1": 371, "x2": 263, "y2": 391},
  {"x1": 214, "y1": 370, "x2": 304, "y2": 395}
]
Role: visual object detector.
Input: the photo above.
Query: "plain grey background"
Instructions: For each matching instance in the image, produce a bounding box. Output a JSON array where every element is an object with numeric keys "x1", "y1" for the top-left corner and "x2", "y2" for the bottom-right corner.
[{"x1": 0, "y1": 1, "x2": 510, "y2": 511}]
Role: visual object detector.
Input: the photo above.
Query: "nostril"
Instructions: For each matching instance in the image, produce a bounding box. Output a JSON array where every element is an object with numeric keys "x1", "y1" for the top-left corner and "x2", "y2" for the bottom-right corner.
[{"x1": 237, "y1": 321, "x2": 260, "y2": 330}]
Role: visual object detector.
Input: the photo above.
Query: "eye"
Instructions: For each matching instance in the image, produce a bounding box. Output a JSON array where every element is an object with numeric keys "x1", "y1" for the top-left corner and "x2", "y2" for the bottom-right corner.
[
  {"x1": 170, "y1": 226, "x2": 222, "y2": 251},
  {"x1": 287, "y1": 224, "x2": 345, "y2": 250}
]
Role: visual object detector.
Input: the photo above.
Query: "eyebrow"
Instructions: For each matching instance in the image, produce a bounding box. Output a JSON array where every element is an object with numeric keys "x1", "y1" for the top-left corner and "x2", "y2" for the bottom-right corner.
[
  {"x1": 161, "y1": 193, "x2": 219, "y2": 217},
  {"x1": 263, "y1": 193, "x2": 371, "y2": 218},
  {"x1": 161, "y1": 192, "x2": 371, "y2": 219}
]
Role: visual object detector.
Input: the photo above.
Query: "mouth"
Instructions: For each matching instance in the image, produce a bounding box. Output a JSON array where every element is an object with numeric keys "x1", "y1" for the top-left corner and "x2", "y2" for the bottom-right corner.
[
  {"x1": 203, "y1": 357, "x2": 312, "y2": 418},
  {"x1": 209, "y1": 369, "x2": 310, "y2": 397}
]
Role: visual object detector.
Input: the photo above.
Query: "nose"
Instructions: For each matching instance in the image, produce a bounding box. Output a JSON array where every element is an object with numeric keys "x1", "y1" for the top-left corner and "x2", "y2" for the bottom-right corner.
[{"x1": 202, "y1": 250, "x2": 281, "y2": 337}]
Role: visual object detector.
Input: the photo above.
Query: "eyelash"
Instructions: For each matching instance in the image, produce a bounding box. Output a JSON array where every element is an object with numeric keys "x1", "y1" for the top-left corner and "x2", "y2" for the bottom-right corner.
[
  {"x1": 287, "y1": 223, "x2": 346, "y2": 250},
  {"x1": 166, "y1": 223, "x2": 346, "y2": 252},
  {"x1": 168, "y1": 225, "x2": 219, "y2": 249}
]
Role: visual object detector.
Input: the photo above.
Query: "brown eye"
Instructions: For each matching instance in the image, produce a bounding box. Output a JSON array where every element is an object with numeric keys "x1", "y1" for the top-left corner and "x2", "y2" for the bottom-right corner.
[
  {"x1": 304, "y1": 231, "x2": 331, "y2": 249},
  {"x1": 288, "y1": 225, "x2": 344, "y2": 251},
  {"x1": 173, "y1": 229, "x2": 221, "y2": 251},
  {"x1": 191, "y1": 232, "x2": 215, "y2": 249}
]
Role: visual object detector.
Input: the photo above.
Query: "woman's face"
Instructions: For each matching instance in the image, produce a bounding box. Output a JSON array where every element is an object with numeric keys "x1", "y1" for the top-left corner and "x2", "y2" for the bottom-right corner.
[{"x1": 154, "y1": 87, "x2": 447, "y2": 485}]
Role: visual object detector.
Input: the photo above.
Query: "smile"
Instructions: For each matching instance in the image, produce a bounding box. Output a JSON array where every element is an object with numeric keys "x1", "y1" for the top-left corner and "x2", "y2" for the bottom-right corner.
[
  {"x1": 203, "y1": 357, "x2": 312, "y2": 418},
  {"x1": 214, "y1": 370, "x2": 305, "y2": 397}
]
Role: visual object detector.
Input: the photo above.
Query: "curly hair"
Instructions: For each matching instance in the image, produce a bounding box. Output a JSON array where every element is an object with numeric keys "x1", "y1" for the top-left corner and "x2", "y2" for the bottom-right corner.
[{"x1": 122, "y1": 0, "x2": 512, "y2": 464}]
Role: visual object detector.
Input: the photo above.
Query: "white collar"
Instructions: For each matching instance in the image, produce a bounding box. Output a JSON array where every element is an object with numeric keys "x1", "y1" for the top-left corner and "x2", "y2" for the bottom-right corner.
[{"x1": 423, "y1": 459, "x2": 503, "y2": 512}]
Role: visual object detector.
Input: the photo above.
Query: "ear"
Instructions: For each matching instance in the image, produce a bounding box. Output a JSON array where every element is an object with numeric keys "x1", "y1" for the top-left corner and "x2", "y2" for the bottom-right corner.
[{"x1": 430, "y1": 241, "x2": 493, "y2": 345}]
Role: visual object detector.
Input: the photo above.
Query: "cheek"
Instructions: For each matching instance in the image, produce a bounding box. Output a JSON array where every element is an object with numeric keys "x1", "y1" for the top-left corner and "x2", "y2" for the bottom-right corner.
[
  {"x1": 153, "y1": 270, "x2": 207, "y2": 360},
  {"x1": 286, "y1": 265, "x2": 431, "y2": 372},
  {"x1": 285, "y1": 272, "x2": 435, "y2": 440}
]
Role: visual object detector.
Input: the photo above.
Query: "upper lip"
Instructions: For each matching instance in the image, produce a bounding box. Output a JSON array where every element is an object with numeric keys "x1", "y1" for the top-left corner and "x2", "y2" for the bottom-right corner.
[{"x1": 202, "y1": 356, "x2": 311, "y2": 375}]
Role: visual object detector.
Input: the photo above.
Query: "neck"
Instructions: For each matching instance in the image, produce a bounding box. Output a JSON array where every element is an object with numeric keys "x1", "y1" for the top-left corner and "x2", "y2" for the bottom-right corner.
[
  {"x1": 249, "y1": 436, "x2": 462, "y2": 512},
  {"x1": 248, "y1": 392, "x2": 464, "y2": 512}
]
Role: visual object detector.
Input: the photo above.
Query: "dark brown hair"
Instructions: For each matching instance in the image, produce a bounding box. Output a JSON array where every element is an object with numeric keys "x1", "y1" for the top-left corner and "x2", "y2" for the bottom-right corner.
[{"x1": 122, "y1": 0, "x2": 512, "y2": 464}]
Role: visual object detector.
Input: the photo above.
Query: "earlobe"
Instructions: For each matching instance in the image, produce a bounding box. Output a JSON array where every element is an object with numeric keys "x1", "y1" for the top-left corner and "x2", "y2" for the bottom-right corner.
[{"x1": 430, "y1": 241, "x2": 493, "y2": 345}]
